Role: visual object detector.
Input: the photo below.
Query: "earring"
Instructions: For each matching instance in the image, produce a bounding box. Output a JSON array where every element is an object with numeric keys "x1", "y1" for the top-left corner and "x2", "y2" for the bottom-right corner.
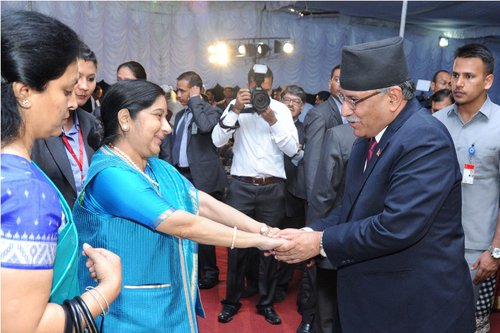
[
  {"x1": 19, "y1": 99, "x2": 30, "y2": 108},
  {"x1": 121, "y1": 126, "x2": 128, "y2": 132}
]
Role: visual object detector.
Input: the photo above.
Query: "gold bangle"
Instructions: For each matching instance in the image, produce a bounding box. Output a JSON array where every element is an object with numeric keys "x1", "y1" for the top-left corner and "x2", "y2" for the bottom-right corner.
[
  {"x1": 230, "y1": 226, "x2": 237, "y2": 250},
  {"x1": 85, "y1": 287, "x2": 106, "y2": 317},
  {"x1": 92, "y1": 287, "x2": 110, "y2": 315}
]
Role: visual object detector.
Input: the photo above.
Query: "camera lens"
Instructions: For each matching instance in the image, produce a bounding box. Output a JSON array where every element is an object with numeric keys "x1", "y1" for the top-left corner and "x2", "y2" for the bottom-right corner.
[{"x1": 251, "y1": 89, "x2": 270, "y2": 112}]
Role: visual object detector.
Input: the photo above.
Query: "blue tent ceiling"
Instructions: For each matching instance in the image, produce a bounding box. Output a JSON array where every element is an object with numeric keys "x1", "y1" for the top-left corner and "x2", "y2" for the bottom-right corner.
[{"x1": 277, "y1": 1, "x2": 500, "y2": 34}]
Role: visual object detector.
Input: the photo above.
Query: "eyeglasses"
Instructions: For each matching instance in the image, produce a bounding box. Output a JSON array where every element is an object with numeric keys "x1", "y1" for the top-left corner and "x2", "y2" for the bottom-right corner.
[
  {"x1": 282, "y1": 97, "x2": 303, "y2": 106},
  {"x1": 330, "y1": 78, "x2": 340, "y2": 83},
  {"x1": 338, "y1": 91, "x2": 381, "y2": 109}
]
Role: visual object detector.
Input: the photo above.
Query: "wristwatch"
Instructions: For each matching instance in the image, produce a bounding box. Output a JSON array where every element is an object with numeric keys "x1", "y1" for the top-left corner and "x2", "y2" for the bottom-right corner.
[{"x1": 488, "y1": 246, "x2": 500, "y2": 259}]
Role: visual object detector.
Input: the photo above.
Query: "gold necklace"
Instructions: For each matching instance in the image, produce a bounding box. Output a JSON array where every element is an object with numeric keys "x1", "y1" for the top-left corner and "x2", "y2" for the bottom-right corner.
[{"x1": 108, "y1": 144, "x2": 160, "y2": 188}]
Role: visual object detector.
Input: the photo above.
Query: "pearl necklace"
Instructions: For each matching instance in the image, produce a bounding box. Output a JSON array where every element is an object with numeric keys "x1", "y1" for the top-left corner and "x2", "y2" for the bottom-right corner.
[{"x1": 108, "y1": 144, "x2": 160, "y2": 188}]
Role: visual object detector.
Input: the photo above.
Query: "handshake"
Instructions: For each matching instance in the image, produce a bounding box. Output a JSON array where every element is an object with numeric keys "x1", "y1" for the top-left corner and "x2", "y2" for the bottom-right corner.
[{"x1": 258, "y1": 227, "x2": 324, "y2": 264}]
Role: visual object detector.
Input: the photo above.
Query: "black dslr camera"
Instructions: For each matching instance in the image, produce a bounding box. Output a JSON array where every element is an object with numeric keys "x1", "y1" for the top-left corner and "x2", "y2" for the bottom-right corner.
[{"x1": 249, "y1": 64, "x2": 270, "y2": 113}]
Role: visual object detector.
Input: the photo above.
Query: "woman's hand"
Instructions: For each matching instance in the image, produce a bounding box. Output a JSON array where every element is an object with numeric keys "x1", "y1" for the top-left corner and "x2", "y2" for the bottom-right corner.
[
  {"x1": 83, "y1": 243, "x2": 122, "y2": 293},
  {"x1": 257, "y1": 236, "x2": 287, "y2": 251}
]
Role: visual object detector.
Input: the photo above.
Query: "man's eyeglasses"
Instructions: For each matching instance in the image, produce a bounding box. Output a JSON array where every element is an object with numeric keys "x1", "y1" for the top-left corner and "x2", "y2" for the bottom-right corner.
[
  {"x1": 338, "y1": 91, "x2": 381, "y2": 109},
  {"x1": 282, "y1": 97, "x2": 303, "y2": 106}
]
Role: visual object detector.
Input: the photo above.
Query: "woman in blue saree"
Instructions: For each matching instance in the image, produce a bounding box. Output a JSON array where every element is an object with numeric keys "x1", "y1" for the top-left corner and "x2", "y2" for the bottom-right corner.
[
  {"x1": 73, "y1": 80, "x2": 286, "y2": 332},
  {"x1": 1, "y1": 10, "x2": 122, "y2": 333}
]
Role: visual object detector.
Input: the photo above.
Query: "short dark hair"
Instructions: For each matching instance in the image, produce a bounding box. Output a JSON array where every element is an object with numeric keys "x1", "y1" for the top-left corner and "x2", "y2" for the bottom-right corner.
[
  {"x1": 454, "y1": 44, "x2": 494, "y2": 75},
  {"x1": 177, "y1": 71, "x2": 203, "y2": 88},
  {"x1": 100, "y1": 80, "x2": 165, "y2": 145},
  {"x1": 431, "y1": 89, "x2": 455, "y2": 104},
  {"x1": 432, "y1": 70, "x2": 449, "y2": 83},
  {"x1": 79, "y1": 43, "x2": 98, "y2": 66},
  {"x1": 247, "y1": 66, "x2": 273, "y2": 85},
  {"x1": 282, "y1": 85, "x2": 307, "y2": 103},
  {"x1": 1, "y1": 10, "x2": 81, "y2": 146},
  {"x1": 117, "y1": 61, "x2": 147, "y2": 80},
  {"x1": 316, "y1": 90, "x2": 331, "y2": 102},
  {"x1": 330, "y1": 64, "x2": 341, "y2": 79}
]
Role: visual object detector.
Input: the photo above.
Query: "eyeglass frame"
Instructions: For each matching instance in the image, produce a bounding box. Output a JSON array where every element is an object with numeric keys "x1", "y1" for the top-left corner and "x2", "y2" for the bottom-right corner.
[
  {"x1": 281, "y1": 96, "x2": 303, "y2": 106},
  {"x1": 338, "y1": 90, "x2": 381, "y2": 109}
]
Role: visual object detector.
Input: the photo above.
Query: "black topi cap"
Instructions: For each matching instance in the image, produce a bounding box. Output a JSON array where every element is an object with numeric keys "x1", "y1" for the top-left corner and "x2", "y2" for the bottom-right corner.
[{"x1": 340, "y1": 36, "x2": 409, "y2": 91}]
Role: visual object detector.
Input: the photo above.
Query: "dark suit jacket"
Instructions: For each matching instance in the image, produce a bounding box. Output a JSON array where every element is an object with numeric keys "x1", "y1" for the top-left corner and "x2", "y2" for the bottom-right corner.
[
  {"x1": 311, "y1": 100, "x2": 474, "y2": 332},
  {"x1": 284, "y1": 120, "x2": 305, "y2": 217},
  {"x1": 301, "y1": 95, "x2": 343, "y2": 202},
  {"x1": 31, "y1": 108, "x2": 100, "y2": 207},
  {"x1": 160, "y1": 95, "x2": 226, "y2": 194},
  {"x1": 307, "y1": 124, "x2": 356, "y2": 223}
]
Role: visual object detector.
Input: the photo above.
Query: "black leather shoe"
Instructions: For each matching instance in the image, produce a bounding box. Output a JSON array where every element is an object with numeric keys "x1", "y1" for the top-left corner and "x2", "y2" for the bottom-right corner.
[
  {"x1": 296, "y1": 320, "x2": 312, "y2": 333},
  {"x1": 257, "y1": 306, "x2": 282, "y2": 325},
  {"x1": 218, "y1": 303, "x2": 241, "y2": 323},
  {"x1": 198, "y1": 277, "x2": 219, "y2": 289}
]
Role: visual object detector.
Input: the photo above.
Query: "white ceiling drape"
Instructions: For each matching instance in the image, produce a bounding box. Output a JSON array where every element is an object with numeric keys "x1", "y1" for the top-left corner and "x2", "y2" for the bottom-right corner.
[{"x1": 2, "y1": 1, "x2": 499, "y2": 101}]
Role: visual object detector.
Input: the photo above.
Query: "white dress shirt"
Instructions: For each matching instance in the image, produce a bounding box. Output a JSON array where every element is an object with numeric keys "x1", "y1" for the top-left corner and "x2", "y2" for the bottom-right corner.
[{"x1": 212, "y1": 98, "x2": 299, "y2": 179}]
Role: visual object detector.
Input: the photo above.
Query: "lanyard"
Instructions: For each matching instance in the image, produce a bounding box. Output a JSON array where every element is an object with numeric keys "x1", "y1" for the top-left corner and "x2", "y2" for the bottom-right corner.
[{"x1": 61, "y1": 127, "x2": 85, "y2": 181}]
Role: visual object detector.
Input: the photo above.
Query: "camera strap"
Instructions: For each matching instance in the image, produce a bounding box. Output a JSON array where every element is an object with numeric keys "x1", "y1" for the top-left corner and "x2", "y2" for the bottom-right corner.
[{"x1": 218, "y1": 115, "x2": 240, "y2": 130}]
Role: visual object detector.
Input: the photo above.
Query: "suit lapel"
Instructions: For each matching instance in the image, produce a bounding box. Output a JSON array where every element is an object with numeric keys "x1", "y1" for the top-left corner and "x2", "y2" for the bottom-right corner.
[
  {"x1": 342, "y1": 100, "x2": 419, "y2": 221},
  {"x1": 328, "y1": 97, "x2": 343, "y2": 125},
  {"x1": 44, "y1": 136, "x2": 77, "y2": 192},
  {"x1": 76, "y1": 109, "x2": 95, "y2": 162}
]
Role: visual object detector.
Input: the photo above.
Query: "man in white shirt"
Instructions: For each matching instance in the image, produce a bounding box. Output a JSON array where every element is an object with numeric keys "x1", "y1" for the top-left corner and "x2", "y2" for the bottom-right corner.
[{"x1": 212, "y1": 65, "x2": 299, "y2": 325}]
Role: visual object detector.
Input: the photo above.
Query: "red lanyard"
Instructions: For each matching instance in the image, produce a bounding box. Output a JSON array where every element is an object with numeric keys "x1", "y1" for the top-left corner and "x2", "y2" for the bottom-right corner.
[{"x1": 61, "y1": 127, "x2": 85, "y2": 181}]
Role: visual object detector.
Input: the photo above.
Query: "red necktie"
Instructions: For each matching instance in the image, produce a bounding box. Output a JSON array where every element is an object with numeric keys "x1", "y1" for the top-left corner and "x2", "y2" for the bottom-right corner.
[{"x1": 367, "y1": 138, "x2": 377, "y2": 162}]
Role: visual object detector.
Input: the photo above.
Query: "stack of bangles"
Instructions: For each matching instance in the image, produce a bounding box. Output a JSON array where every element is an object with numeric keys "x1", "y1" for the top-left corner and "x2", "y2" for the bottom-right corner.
[{"x1": 60, "y1": 286, "x2": 109, "y2": 333}]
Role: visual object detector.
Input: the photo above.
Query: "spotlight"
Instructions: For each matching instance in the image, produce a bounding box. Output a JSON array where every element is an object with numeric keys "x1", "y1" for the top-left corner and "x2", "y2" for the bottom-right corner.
[
  {"x1": 256, "y1": 43, "x2": 269, "y2": 57},
  {"x1": 282, "y1": 41, "x2": 294, "y2": 54},
  {"x1": 208, "y1": 41, "x2": 230, "y2": 65},
  {"x1": 439, "y1": 37, "x2": 449, "y2": 48},
  {"x1": 237, "y1": 44, "x2": 246, "y2": 56}
]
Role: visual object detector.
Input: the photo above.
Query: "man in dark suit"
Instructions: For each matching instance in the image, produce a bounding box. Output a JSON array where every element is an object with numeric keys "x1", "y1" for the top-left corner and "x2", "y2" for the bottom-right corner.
[
  {"x1": 301, "y1": 65, "x2": 343, "y2": 204},
  {"x1": 275, "y1": 85, "x2": 307, "y2": 304},
  {"x1": 300, "y1": 123, "x2": 356, "y2": 333},
  {"x1": 159, "y1": 71, "x2": 226, "y2": 289},
  {"x1": 274, "y1": 37, "x2": 475, "y2": 332},
  {"x1": 31, "y1": 108, "x2": 100, "y2": 206},
  {"x1": 297, "y1": 64, "x2": 344, "y2": 332}
]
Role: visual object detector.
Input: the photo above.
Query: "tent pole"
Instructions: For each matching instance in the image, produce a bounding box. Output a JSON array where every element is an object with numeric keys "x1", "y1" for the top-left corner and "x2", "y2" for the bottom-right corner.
[{"x1": 399, "y1": 0, "x2": 408, "y2": 37}]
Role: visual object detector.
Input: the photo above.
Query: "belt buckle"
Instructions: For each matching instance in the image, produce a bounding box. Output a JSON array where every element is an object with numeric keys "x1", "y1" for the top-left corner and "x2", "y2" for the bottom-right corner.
[{"x1": 252, "y1": 177, "x2": 260, "y2": 186}]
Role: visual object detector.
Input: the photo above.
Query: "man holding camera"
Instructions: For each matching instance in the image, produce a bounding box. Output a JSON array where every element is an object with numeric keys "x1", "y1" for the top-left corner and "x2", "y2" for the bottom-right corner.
[{"x1": 212, "y1": 65, "x2": 299, "y2": 325}]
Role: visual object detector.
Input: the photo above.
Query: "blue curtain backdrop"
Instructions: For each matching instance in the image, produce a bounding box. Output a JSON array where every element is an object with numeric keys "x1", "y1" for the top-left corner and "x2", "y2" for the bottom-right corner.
[{"x1": 3, "y1": 1, "x2": 499, "y2": 102}]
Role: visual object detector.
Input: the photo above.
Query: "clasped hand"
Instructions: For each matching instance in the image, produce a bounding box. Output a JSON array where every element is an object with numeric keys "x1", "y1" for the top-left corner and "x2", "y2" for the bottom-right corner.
[{"x1": 262, "y1": 228, "x2": 322, "y2": 264}]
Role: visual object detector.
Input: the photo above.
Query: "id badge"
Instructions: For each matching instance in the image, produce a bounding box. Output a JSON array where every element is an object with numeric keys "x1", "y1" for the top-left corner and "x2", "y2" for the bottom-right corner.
[
  {"x1": 462, "y1": 164, "x2": 475, "y2": 184},
  {"x1": 191, "y1": 122, "x2": 198, "y2": 135}
]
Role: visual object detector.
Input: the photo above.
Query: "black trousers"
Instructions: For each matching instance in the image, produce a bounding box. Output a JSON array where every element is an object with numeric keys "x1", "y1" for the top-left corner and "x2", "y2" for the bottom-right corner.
[
  {"x1": 223, "y1": 178, "x2": 286, "y2": 308},
  {"x1": 314, "y1": 268, "x2": 340, "y2": 333},
  {"x1": 177, "y1": 166, "x2": 222, "y2": 280}
]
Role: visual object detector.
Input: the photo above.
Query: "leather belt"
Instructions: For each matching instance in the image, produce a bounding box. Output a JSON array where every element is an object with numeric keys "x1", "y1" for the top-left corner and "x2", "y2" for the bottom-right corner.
[
  {"x1": 233, "y1": 175, "x2": 284, "y2": 186},
  {"x1": 175, "y1": 166, "x2": 190, "y2": 173}
]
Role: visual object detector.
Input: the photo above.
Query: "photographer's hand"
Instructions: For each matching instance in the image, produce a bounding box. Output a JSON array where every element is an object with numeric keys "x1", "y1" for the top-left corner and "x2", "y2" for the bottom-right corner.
[
  {"x1": 233, "y1": 89, "x2": 251, "y2": 114},
  {"x1": 260, "y1": 107, "x2": 277, "y2": 126}
]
